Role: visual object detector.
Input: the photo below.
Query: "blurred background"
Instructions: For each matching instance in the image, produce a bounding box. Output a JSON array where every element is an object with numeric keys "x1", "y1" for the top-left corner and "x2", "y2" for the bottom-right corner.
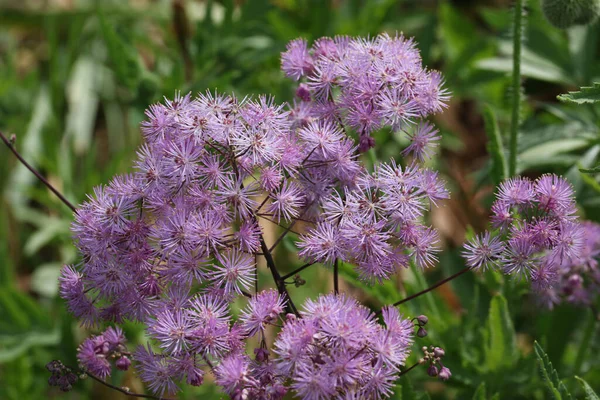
[{"x1": 1, "y1": 0, "x2": 599, "y2": 398}]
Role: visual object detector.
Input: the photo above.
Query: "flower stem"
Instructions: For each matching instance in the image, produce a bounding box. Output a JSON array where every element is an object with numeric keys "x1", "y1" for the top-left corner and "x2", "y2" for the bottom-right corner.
[
  {"x1": 509, "y1": 0, "x2": 525, "y2": 177},
  {"x1": 334, "y1": 258, "x2": 339, "y2": 295},
  {"x1": 0, "y1": 130, "x2": 76, "y2": 212},
  {"x1": 259, "y1": 237, "x2": 300, "y2": 316},
  {"x1": 398, "y1": 361, "x2": 421, "y2": 377},
  {"x1": 83, "y1": 368, "x2": 171, "y2": 400},
  {"x1": 384, "y1": 266, "x2": 471, "y2": 311},
  {"x1": 281, "y1": 262, "x2": 316, "y2": 281}
]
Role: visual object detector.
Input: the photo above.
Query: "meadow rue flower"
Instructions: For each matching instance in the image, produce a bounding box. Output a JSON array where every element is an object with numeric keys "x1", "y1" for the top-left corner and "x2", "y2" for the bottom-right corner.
[
  {"x1": 537, "y1": 221, "x2": 600, "y2": 309},
  {"x1": 77, "y1": 327, "x2": 129, "y2": 379},
  {"x1": 282, "y1": 32, "x2": 448, "y2": 154},
  {"x1": 273, "y1": 295, "x2": 413, "y2": 399},
  {"x1": 59, "y1": 33, "x2": 449, "y2": 398},
  {"x1": 462, "y1": 175, "x2": 585, "y2": 292}
]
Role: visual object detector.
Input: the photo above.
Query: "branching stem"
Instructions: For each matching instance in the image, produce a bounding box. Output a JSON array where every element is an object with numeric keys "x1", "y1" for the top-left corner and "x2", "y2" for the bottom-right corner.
[{"x1": 0, "y1": 130, "x2": 76, "y2": 212}]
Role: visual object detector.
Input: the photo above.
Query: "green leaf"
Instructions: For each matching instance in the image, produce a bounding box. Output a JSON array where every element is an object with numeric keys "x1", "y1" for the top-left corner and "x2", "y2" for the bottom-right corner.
[
  {"x1": 558, "y1": 83, "x2": 600, "y2": 104},
  {"x1": 485, "y1": 295, "x2": 517, "y2": 371},
  {"x1": 473, "y1": 383, "x2": 487, "y2": 400},
  {"x1": 533, "y1": 341, "x2": 572, "y2": 400},
  {"x1": 580, "y1": 165, "x2": 600, "y2": 174},
  {"x1": 580, "y1": 169, "x2": 600, "y2": 194},
  {"x1": 0, "y1": 288, "x2": 60, "y2": 362},
  {"x1": 30, "y1": 263, "x2": 63, "y2": 298},
  {"x1": 98, "y1": 12, "x2": 142, "y2": 91},
  {"x1": 482, "y1": 104, "x2": 508, "y2": 184},
  {"x1": 575, "y1": 376, "x2": 600, "y2": 400}
]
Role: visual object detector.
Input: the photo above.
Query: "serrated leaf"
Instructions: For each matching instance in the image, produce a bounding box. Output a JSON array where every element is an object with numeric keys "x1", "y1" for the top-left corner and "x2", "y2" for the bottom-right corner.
[
  {"x1": 558, "y1": 83, "x2": 600, "y2": 104},
  {"x1": 580, "y1": 165, "x2": 600, "y2": 174},
  {"x1": 533, "y1": 341, "x2": 572, "y2": 400},
  {"x1": 485, "y1": 295, "x2": 517, "y2": 371},
  {"x1": 482, "y1": 104, "x2": 508, "y2": 184},
  {"x1": 575, "y1": 377, "x2": 600, "y2": 400}
]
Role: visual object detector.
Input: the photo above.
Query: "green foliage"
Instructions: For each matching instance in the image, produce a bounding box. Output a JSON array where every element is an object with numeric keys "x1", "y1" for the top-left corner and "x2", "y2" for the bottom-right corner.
[
  {"x1": 580, "y1": 165, "x2": 600, "y2": 174},
  {"x1": 1, "y1": 0, "x2": 600, "y2": 398},
  {"x1": 576, "y1": 376, "x2": 600, "y2": 400},
  {"x1": 534, "y1": 341, "x2": 573, "y2": 400},
  {"x1": 541, "y1": 0, "x2": 600, "y2": 29},
  {"x1": 558, "y1": 83, "x2": 600, "y2": 104},
  {"x1": 0, "y1": 288, "x2": 60, "y2": 363},
  {"x1": 485, "y1": 295, "x2": 517, "y2": 371},
  {"x1": 483, "y1": 104, "x2": 508, "y2": 184}
]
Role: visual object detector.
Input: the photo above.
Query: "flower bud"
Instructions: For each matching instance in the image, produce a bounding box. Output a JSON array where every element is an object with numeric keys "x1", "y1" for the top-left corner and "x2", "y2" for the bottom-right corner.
[
  {"x1": 439, "y1": 366, "x2": 452, "y2": 381},
  {"x1": 296, "y1": 84, "x2": 311, "y2": 102},
  {"x1": 427, "y1": 364, "x2": 439, "y2": 377},
  {"x1": 116, "y1": 356, "x2": 131, "y2": 371},
  {"x1": 433, "y1": 347, "x2": 445, "y2": 358},
  {"x1": 286, "y1": 313, "x2": 297, "y2": 323},
  {"x1": 254, "y1": 347, "x2": 269, "y2": 363},
  {"x1": 417, "y1": 315, "x2": 429, "y2": 326},
  {"x1": 187, "y1": 369, "x2": 204, "y2": 386},
  {"x1": 417, "y1": 327, "x2": 428, "y2": 338}
]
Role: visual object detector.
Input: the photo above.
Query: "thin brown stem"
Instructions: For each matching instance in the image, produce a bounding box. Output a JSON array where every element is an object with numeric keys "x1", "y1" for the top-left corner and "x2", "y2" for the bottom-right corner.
[
  {"x1": 398, "y1": 361, "x2": 421, "y2": 377},
  {"x1": 0, "y1": 130, "x2": 76, "y2": 212},
  {"x1": 378, "y1": 266, "x2": 471, "y2": 315},
  {"x1": 83, "y1": 369, "x2": 171, "y2": 400},
  {"x1": 334, "y1": 259, "x2": 339, "y2": 295},
  {"x1": 269, "y1": 218, "x2": 299, "y2": 253},
  {"x1": 256, "y1": 214, "x2": 302, "y2": 236},
  {"x1": 281, "y1": 262, "x2": 316, "y2": 281},
  {"x1": 259, "y1": 237, "x2": 299, "y2": 316}
]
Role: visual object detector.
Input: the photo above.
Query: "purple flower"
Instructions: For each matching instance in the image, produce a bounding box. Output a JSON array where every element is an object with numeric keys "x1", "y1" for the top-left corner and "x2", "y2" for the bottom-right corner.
[
  {"x1": 281, "y1": 39, "x2": 314, "y2": 80},
  {"x1": 462, "y1": 232, "x2": 504, "y2": 271},
  {"x1": 267, "y1": 181, "x2": 305, "y2": 222},
  {"x1": 148, "y1": 310, "x2": 193, "y2": 355},
  {"x1": 401, "y1": 121, "x2": 440, "y2": 162},
  {"x1": 535, "y1": 174, "x2": 577, "y2": 218},
  {"x1": 501, "y1": 237, "x2": 539, "y2": 277},
  {"x1": 211, "y1": 249, "x2": 256, "y2": 295},
  {"x1": 60, "y1": 32, "x2": 452, "y2": 398},
  {"x1": 273, "y1": 294, "x2": 413, "y2": 399},
  {"x1": 240, "y1": 290, "x2": 286, "y2": 336},
  {"x1": 135, "y1": 345, "x2": 180, "y2": 396},
  {"x1": 298, "y1": 222, "x2": 343, "y2": 265},
  {"x1": 214, "y1": 354, "x2": 252, "y2": 397}
]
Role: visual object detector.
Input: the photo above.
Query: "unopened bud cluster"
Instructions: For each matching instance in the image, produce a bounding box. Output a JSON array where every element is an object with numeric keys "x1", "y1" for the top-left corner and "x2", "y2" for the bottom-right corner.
[
  {"x1": 46, "y1": 360, "x2": 79, "y2": 392},
  {"x1": 421, "y1": 345, "x2": 451, "y2": 381}
]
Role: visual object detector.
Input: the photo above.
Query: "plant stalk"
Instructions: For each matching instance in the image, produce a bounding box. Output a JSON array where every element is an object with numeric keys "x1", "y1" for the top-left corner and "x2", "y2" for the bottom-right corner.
[{"x1": 509, "y1": 0, "x2": 525, "y2": 177}]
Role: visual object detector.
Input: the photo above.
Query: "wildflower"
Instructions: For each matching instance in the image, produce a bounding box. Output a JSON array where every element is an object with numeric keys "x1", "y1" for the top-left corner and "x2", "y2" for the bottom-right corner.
[{"x1": 462, "y1": 232, "x2": 504, "y2": 271}]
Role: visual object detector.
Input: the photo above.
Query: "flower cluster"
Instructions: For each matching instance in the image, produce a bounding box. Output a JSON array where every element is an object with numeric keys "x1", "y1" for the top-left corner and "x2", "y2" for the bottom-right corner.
[
  {"x1": 298, "y1": 161, "x2": 448, "y2": 283},
  {"x1": 462, "y1": 175, "x2": 583, "y2": 291},
  {"x1": 537, "y1": 221, "x2": 600, "y2": 308},
  {"x1": 282, "y1": 33, "x2": 448, "y2": 155},
  {"x1": 57, "y1": 33, "x2": 448, "y2": 398},
  {"x1": 422, "y1": 346, "x2": 451, "y2": 381},
  {"x1": 273, "y1": 295, "x2": 414, "y2": 399},
  {"x1": 46, "y1": 361, "x2": 79, "y2": 392},
  {"x1": 77, "y1": 326, "x2": 130, "y2": 379}
]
